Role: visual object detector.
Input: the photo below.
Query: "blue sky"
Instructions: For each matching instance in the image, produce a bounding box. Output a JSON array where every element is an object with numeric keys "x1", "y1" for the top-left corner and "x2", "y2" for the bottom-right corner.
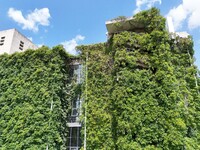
[{"x1": 0, "y1": 0, "x2": 200, "y2": 68}]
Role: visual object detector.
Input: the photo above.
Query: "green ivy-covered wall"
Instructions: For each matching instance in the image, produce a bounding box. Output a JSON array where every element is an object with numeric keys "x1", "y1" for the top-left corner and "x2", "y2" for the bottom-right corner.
[
  {"x1": 0, "y1": 46, "x2": 76, "y2": 149},
  {"x1": 78, "y1": 8, "x2": 200, "y2": 150},
  {"x1": 0, "y1": 7, "x2": 199, "y2": 150}
]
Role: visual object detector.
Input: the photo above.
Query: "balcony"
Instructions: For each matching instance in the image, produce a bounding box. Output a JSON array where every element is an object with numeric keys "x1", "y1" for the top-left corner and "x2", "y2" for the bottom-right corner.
[{"x1": 106, "y1": 16, "x2": 145, "y2": 35}]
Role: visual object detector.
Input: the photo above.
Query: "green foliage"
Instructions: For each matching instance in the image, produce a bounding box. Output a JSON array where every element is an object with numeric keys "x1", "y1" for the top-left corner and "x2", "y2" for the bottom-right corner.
[
  {"x1": 0, "y1": 7, "x2": 199, "y2": 150},
  {"x1": 134, "y1": 7, "x2": 166, "y2": 33},
  {"x1": 78, "y1": 8, "x2": 200, "y2": 150},
  {"x1": 0, "y1": 45, "x2": 74, "y2": 149},
  {"x1": 111, "y1": 16, "x2": 127, "y2": 22},
  {"x1": 78, "y1": 43, "x2": 115, "y2": 149}
]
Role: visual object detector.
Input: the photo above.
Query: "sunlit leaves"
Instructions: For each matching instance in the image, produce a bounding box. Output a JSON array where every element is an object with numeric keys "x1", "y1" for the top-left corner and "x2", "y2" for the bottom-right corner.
[
  {"x1": 79, "y1": 8, "x2": 200, "y2": 149},
  {"x1": 0, "y1": 46, "x2": 72, "y2": 149}
]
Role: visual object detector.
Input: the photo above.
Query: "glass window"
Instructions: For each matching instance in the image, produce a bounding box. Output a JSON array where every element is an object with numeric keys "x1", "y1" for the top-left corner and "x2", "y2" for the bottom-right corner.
[
  {"x1": 0, "y1": 37, "x2": 5, "y2": 46},
  {"x1": 67, "y1": 127, "x2": 81, "y2": 149},
  {"x1": 19, "y1": 41, "x2": 24, "y2": 50},
  {"x1": 72, "y1": 64, "x2": 82, "y2": 84}
]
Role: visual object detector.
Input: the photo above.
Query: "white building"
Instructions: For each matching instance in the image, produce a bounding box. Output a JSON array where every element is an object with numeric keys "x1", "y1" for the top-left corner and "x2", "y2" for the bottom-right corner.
[{"x1": 0, "y1": 29, "x2": 38, "y2": 55}]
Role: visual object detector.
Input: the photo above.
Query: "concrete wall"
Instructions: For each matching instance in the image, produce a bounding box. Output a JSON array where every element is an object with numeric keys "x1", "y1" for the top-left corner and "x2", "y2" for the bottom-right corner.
[
  {"x1": 0, "y1": 29, "x2": 38, "y2": 55},
  {"x1": 10, "y1": 29, "x2": 38, "y2": 54},
  {"x1": 0, "y1": 29, "x2": 15, "y2": 55}
]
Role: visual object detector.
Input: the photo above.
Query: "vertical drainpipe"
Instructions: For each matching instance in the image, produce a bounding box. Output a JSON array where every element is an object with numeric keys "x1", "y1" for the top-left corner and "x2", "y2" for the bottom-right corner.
[
  {"x1": 187, "y1": 50, "x2": 199, "y2": 94},
  {"x1": 46, "y1": 99, "x2": 54, "y2": 150},
  {"x1": 84, "y1": 52, "x2": 88, "y2": 150}
]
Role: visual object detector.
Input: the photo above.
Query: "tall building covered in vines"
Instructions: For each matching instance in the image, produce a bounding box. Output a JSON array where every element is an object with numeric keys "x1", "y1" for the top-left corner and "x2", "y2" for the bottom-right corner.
[
  {"x1": 77, "y1": 8, "x2": 200, "y2": 150},
  {"x1": 0, "y1": 8, "x2": 199, "y2": 150}
]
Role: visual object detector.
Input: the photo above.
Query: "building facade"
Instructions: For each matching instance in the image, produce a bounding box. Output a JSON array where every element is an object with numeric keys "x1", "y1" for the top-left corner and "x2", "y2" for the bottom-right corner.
[
  {"x1": 76, "y1": 10, "x2": 194, "y2": 149},
  {"x1": 0, "y1": 29, "x2": 38, "y2": 55},
  {"x1": 67, "y1": 60, "x2": 83, "y2": 150}
]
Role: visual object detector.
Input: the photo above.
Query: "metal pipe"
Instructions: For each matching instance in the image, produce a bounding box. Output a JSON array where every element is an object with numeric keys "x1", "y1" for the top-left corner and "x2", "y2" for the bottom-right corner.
[{"x1": 84, "y1": 52, "x2": 88, "y2": 150}]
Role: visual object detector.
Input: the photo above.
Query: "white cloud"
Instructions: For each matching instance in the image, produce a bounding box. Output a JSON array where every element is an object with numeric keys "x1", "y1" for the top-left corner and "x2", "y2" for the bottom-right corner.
[
  {"x1": 37, "y1": 44, "x2": 44, "y2": 48},
  {"x1": 167, "y1": 0, "x2": 200, "y2": 30},
  {"x1": 8, "y1": 8, "x2": 50, "y2": 32},
  {"x1": 188, "y1": 10, "x2": 200, "y2": 29},
  {"x1": 61, "y1": 35, "x2": 85, "y2": 55},
  {"x1": 167, "y1": 5, "x2": 187, "y2": 30},
  {"x1": 134, "y1": 0, "x2": 162, "y2": 14}
]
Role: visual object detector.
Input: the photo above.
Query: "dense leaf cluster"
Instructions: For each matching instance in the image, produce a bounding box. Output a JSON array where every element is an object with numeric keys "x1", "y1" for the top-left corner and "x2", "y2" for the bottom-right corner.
[
  {"x1": 0, "y1": 46, "x2": 74, "y2": 149},
  {"x1": 78, "y1": 8, "x2": 200, "y2": 150}
]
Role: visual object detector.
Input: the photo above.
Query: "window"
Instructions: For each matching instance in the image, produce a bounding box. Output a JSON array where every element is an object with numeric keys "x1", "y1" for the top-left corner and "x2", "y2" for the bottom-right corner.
[
  {"x1": 0, "y1": 36, "x2": 5, "y2": 46},
  {"x1": 73, "y1": 64, "x2": 82, "y2": 84},
  {"x1": 19, "y1": 41, "x2": 24, "y2": 50},
  {"x1": 20, "y1": 43, "x2": 24, "y2": 47},
  {"x1": 69, "y1": 96, "x2": 81, "y2": 123},
  {"x1": 67, "y1": 127, "x2": 81, "y2": 150}
]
